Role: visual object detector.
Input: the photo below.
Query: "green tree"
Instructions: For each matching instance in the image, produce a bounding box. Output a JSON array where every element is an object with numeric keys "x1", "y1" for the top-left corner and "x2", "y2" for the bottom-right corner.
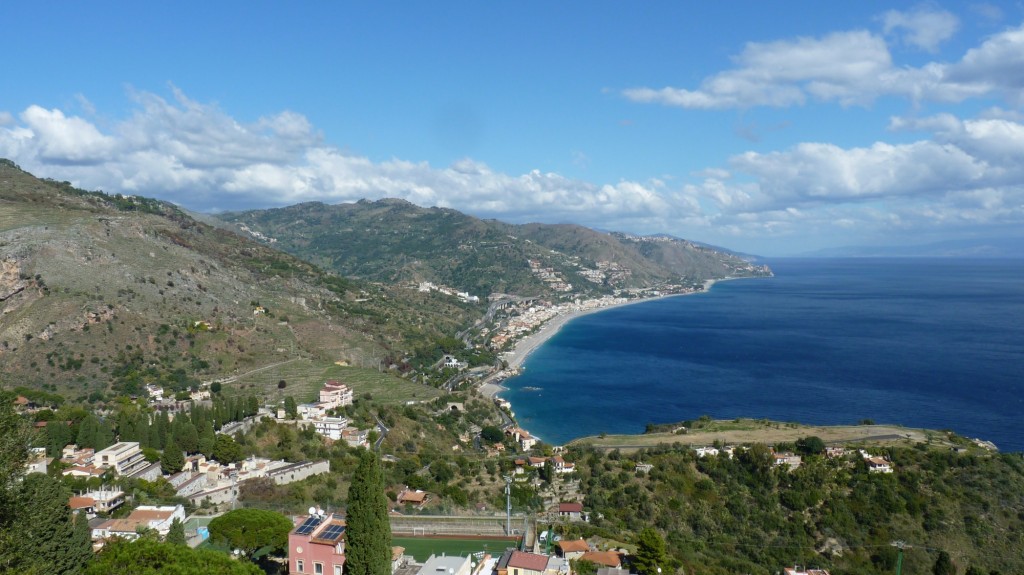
[
  {"x1": 174, "y1": 421, "x2": 200, "y2": 454},
  {"x1": 632, "y1": 527, "x2": 667, "y2": 575},
  {"x1": 167, "y1": 517, "x2": 187, "y2": 546},
  {"x1": 796, "y1": 436, "x2": 826, "y2": 456},
  {"x1": 208, "y1": 508, "x2": 292, "y2": 558},
  {"x1": 284, "y1": 396, "x2": 298, "y2": 419},
  {"x1": 87, "y1": 538, "x2": 262, "y2": 575},
  {"x1": 346, "y1": 450, "x2": 392, "y2": 575},
  {"x1": 933, "y1": 551, "x2": 956, "y2": 575},
  {"x1": 211, "y1": 433, "x2": 243, "y2": 464},
  {"x1": 0, "y1": 398, "x2": 35, "y2": 572},
  {"x1": 480, "y1": 425, "x2": 504, "y2": 443},
  {"x1": 161, "y1": 440, "x2": 185, "y2": 474},
  {"x1": 0, "y1": 473, "x2": 91, "y2": 574}
]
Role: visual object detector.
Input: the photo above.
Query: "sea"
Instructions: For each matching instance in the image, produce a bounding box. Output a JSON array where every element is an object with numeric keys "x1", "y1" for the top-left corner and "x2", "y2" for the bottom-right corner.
[{"x1": 502, "y1": 258, "x2": 1024, "y2": 452}]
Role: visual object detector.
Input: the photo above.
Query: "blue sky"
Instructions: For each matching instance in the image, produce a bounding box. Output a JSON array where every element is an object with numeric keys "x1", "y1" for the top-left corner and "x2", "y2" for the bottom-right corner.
[{"x1": 2, "y1": 2, "x2": 1023, "y2": 255}]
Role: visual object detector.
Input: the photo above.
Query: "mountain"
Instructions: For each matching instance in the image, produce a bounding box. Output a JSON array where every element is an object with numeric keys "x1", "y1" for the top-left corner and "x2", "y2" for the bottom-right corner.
[
  {"x1": 0, "y1": 160, "x2": 475, "y2": 399},
  {"x1": 217, "y1": 199, "x2": 772, "y2": 299}
]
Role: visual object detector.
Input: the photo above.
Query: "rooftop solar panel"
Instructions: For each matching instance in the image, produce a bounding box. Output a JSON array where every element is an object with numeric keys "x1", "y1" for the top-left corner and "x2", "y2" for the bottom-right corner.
[
  {"x1": 295, "y1": 516, "x2": 322, "y2": 535},
  {"x1": 316, "y1": 524, "x2": 345, "y2": 542}
]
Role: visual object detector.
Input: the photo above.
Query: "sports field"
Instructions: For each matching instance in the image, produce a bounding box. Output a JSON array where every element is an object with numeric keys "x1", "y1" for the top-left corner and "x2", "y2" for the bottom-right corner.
[{"x1": 393, "y1": 537, "x2": 520, "y2": 562}]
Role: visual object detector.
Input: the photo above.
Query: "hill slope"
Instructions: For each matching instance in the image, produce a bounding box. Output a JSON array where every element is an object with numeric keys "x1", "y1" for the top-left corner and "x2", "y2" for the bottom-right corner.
[
  {"x1": 0, "y1": 161, "x2": 474, "y2": 399},
  {"x1": 218, "y1": 199, "x2": 772, "y2": 299}
]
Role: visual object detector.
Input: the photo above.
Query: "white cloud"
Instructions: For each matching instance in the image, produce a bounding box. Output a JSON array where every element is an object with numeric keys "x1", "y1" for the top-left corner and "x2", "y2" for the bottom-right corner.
[
  {"x1": 0, "y1": 89, "x2": 678, "y2": 233},
  {"x1": 881, "y1": 5, "x2": 959, "y2": 52},
  {"x1": 2, "y1": 88, "x2": 1023, "y2": 255},
  {"x1": 623, "y1": 20, "x2": 1024, "y2": 109},
  {"x1": 624, "y1": 31, "x2": 890, "y2": 109}
]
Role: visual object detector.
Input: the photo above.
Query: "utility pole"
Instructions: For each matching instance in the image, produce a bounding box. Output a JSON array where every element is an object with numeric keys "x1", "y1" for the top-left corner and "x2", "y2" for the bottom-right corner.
[
  {"x1": 504, "y1": 475, "x2": 513, "y2": 535},
  {"x1": 891, "y1": 541, "x2": 905, "y2": 575}
]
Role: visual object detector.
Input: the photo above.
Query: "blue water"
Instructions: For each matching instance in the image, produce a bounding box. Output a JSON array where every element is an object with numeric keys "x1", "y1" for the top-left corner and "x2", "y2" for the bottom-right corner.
[{"x1": 503, "y1": 258, "x2": 1024, "y2": 452}]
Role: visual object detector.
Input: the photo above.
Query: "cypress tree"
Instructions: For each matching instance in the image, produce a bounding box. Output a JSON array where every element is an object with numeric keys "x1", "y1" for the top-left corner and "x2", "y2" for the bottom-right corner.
[
  {"x1": 167, "y1": 517, "x2": 187, "y2": 546},
  {"x1": 162, "y1": 440, "x2": 185, "y2": 474},
  {"x1": 345, "y1": 450, "x2": 391, "y2": 575}
]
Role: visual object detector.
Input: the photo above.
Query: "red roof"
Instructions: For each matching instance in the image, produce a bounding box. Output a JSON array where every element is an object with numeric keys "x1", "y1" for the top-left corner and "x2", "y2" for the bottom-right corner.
[
  {"x1": 558, "y1": 502, "x2": 583, "y2": 513},
  {"x1": 508, "y1": 551, "x2": 549, "y2": 572},
  {"x1": 580, "y1": 551, "x2": 622, "y2": 568},
  {"x1": 556, "y1": 539, "x2": 589, "y2": 553},
  {"x1": 69, "y1": 496, "x2": 95, "y2": 510}
]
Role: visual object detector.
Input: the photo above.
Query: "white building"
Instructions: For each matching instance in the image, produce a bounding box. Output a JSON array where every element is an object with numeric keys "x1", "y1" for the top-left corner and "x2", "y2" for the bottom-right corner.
[
  {"x1": 95, "y1": 442, "x2": 149, "y2": 477},
  {"x1": 312, "y1": 417, "x2": 350, "y2": 441}
]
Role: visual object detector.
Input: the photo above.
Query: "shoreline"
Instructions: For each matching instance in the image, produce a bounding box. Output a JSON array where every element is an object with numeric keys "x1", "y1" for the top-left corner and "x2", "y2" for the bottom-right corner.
[{"x1": 477, "y1": 278, "x2": 730, "y2": 401}]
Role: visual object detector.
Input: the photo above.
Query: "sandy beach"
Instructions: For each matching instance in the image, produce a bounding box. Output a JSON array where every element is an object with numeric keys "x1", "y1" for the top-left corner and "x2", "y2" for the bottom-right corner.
[{"x1": 477, "y1": 279, "x2": 723, "y2": 399}]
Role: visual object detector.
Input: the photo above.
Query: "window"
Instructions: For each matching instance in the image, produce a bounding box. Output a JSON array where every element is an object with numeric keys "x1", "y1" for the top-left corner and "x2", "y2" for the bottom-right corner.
[
  {"x1": 297, "y1": 560, "x2": 304, "y2": 572},
  {"x1": 334, "y1": 566, "x2": 343, "y2": 575},
  {"x1": 314, "y1": 563, "x2": 323, "y2": 574}
]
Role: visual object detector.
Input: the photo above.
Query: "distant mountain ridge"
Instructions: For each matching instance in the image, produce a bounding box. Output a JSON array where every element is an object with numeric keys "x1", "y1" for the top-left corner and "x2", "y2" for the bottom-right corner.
[{"x1": 217, "y1": 199, "x2": 771, "y2": 299}]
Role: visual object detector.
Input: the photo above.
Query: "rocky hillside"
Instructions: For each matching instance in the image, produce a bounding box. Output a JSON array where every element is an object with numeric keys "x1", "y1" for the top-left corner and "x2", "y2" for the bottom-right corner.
[{"x1": 0, "y1": 161, "x2": 475, "y2": 400}]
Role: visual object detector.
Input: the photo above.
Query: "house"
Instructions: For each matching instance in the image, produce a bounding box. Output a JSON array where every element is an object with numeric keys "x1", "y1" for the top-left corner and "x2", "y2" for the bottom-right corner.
[
  {"x1": 287, "y1": 513, "x2": 346, "y2": 575},
  {"x1": 498, "y1": 550, "x2": 549, "y2": 575},
  {"x1": 552, "y1": 456, "x2": 575, "y2": 474},
  {"x1": 579, "y1": 551, "x2": 622, "y2": 569},
  {"x1": 61, "y1": 445, "x2": 95, "y2": 466},
  {"x1": 298, "y1": 402, "x2": 329, "y2": 421},
  {"x1": 312, "y1": 417, "x2": 350, "y2": 441},
  {"x1": 772, "y1": 452, "x2": 802, "y2": 470},
  {"x1": 396, "y1": 488, "x2": 429, "y2": 507},
  {"x1": 555, "y1": 538, "x2": 589, "y2": 559},
  {"x1": 504, "y1": 428, "x2": 537, "y2": 451},
  {"x1": 320, "y1": 381, "x2": 353, "y2": 409},
  {"x1": 341, "y1": 427, "x2": 370, "y2": 448},
  {"x1": 634, "y1": 462, "x2": 653, "y2": 473},
  {"x1": 557, "y1": 502, "x2": 584, "y2": 520},
  {"x1": 91, "y1": 505, "x2": 185, "y2": 542},
  {"x1": 25, "y1": 447, "x2": 50, "y2": 474},
  {"x1": 391, "y1": 546, "x2": 406, "y2": 574},
  {"x1": 94, "y1": 442, "x2": 149, "y2": 477},
  {"x1": 69, "y1": 496, "x2": 96, "y2": 518},
  {"x1": 784, "y1": 568, "x2": 830, "y2": 575},
  {"x1": 73, "y1": 488, "x2": 125, "y2": 516},
  {"x1": 866, "y1": 457, "x2": 893, "y2": 474},
  {"x1": 417, "y1": 553, "x2": 471, "y2": 575},
  {"x1": 825, "y1": 447, "x2": 847, "y2": 459},
  {"x1": 694, "y1": 446, "x2": 719, "y2": 458}
]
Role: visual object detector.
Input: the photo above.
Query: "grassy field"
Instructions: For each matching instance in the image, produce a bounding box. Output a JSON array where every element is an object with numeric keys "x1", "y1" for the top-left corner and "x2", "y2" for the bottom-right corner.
[
  {"x1": 392, "y1": 537, "x2": 519, "y2": 562},
  {"x1": 570, "y1": 418, "x2": 949, "y2": 453},
  {"x1": 224, "y1": 358, "x2": 442, "y2": 405}
]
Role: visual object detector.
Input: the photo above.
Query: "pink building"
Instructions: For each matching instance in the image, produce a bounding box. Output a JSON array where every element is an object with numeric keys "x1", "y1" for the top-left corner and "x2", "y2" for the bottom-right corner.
[{"x1": 288, "y1": 513, "x2": 346, "y2": 575}]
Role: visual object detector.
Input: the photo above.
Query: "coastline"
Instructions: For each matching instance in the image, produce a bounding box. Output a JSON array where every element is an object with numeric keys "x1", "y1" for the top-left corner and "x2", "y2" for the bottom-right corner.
[{"x1": 477, "y1": 278, "x2": 725, "y2": 400}]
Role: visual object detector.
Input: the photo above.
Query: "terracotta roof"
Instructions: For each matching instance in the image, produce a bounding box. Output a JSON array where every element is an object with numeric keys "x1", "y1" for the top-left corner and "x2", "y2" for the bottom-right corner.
[
  {"x1": 69, "y1": 496, "x2": 95, "y2": 509},
  {"x1": 398, "y1": 490, "x2": 427, "y2": 503},
  {"x1": 580, "y1": 551, "x2": 622, "y2": 568},
  {"x1": 507, "y1": 551, "x2": 549, "y2": 572},
  {"x1": 558, "y1": 502, "x2": 583, "y2": 513},
  {"x1": 556, "y1": 539, "x2": 589, "y2": 553}
]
